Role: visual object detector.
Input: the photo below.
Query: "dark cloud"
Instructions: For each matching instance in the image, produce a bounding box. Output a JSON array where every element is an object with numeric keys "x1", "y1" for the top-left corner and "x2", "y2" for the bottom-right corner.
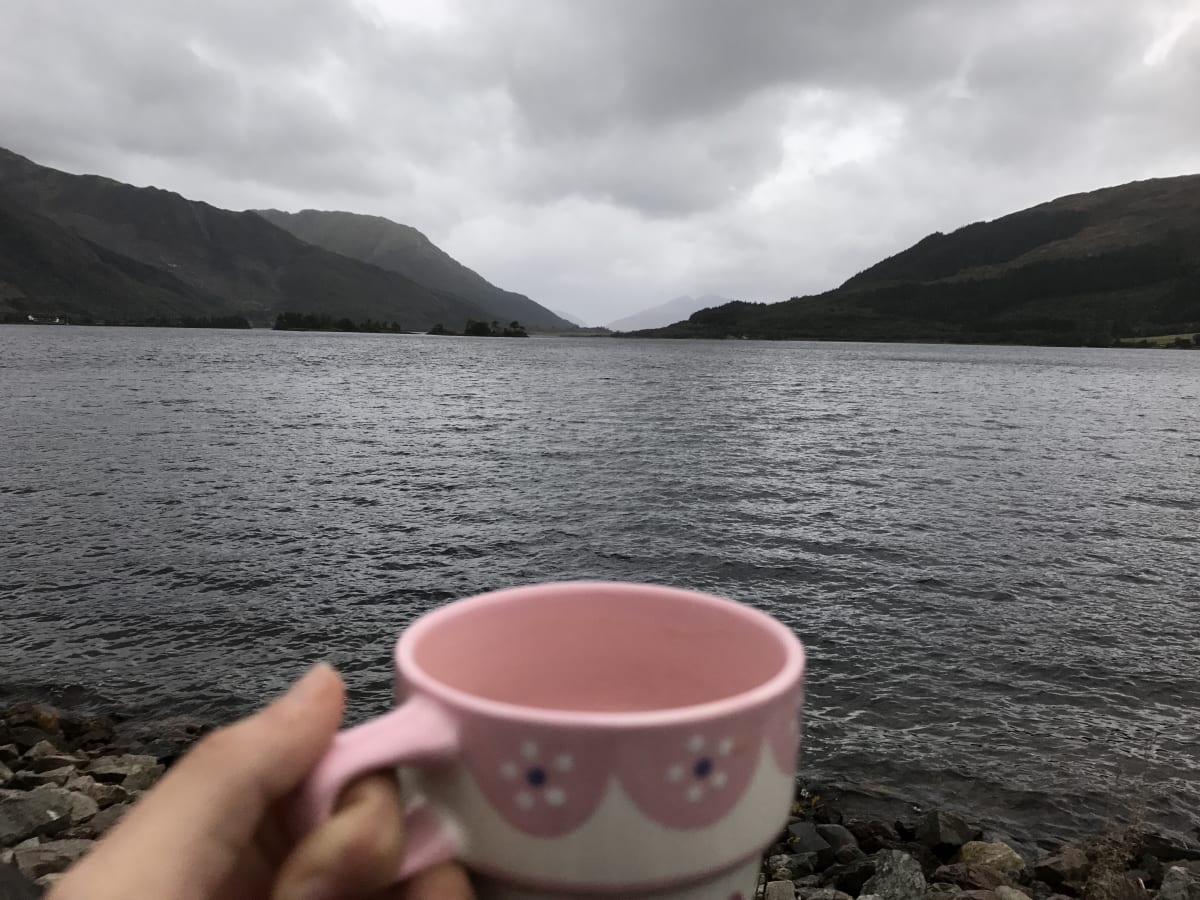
[{"x1": 1, "y1": 0, "x2": 1197, "y2": 320}]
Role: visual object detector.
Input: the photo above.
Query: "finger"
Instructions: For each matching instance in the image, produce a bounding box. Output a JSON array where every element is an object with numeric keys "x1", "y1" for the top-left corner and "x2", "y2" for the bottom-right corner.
[
  {"x1": 272, "y1": 773, "x2": 405, "y2": 900},
  {"x1": 391, "y1": 861, "x2": 475, "y2": 900},
  {"x1": 52, "y1": 663, "x2": 345, "y2": 900},
  {"x1": 144, "y1": 661, "x2": 346, "y2": 845}
]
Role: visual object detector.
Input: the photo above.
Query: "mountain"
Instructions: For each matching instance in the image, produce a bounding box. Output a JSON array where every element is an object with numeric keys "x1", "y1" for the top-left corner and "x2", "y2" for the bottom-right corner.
[
  {"x1": 0, "y1": 191, "x2": 229, "y2": 321},
  {"x1": 639, "y1": 175, "x2": 1200, "y2": 345},
  {"x1": 0, "y1": 146, "x2": 492, "y2": 329},
  {"x1": 606, "y1": 294, "x2": 733, "y2": 331},
  {"x1": 254, "y1": 209, "x2": 574, "y2": 331}
]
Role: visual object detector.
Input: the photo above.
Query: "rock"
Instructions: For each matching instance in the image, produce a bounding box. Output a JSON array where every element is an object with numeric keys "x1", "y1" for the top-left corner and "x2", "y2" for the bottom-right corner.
[
  {"x1": 2, "y1": 705, "x2": 61, "y2": 736},
  {"x1": 1, "y1": 729, "x2": 59, "y2": 754},
  {"x1": 800, "y1": 889, "x2": 852, "y2": 900},
  {"x1": 13, "y1": 839, "x2": 92, "y2": 880},
  {"x1": 1159, "y1": 866, "x2": 1200, "y2": 900},
  {"x1": 20, "y1": 743, "x2": 61, "y2": 764},
  {"x1": 120, "y1": 764, "x2": 163, "y2": 792},
  {"x1": 86, "y1": 803, "x2": 129, "y2": 835},
  {"x1": 926, "y1": 884, "x2": 958, "y2": 895},
  {"x1": 789, "y1": 853, "x2": 820, "y2": 876},
  {"x1": 0, "y1": 765, "x2": 11, "y2": 789},
  {"x1": 767, "y1": 851, "x2": 793, "y2": 881},
  {"x1": 0, "y1": 747, "x2": 19, "y2": 767},
  {"x1": 995, "y1": 887, "x2": 1033, "y2": 900},
  {"x1": 819, "y1": 825, "x2": 863, "y2": 860},
  {"x1": 68, "y1": 777, "x2": 127, "y2": 816},
  {"x1": 956, "y1": 843, "x2": 1026, "y2": 876},
  {"x1": 0, "y1": 862, "x2": 41, "y2": 900},
  {"x1": 766, "y1": 881, "x2": 797, "y2": 900},
  {"x1": 850, "y1": 820, "x2": 903, "y2": 854},
  {"x1": 7, "y1": 769, "x2": 75, "y2": 790},
  {"x1": 1128, "y1": 854, "x2": 1162, "y2": 890},
  {"x1": 900, "y1": 842, "x2": 946, "y2": 878},
  {"x1": 933, "y1": 864, "x2": 1018, "y2": 892},
  {"x1": 1139, "y1": 833, "x2": 1200, "y2": 863},
  {"x1": 919, "y1": 811, "x2": 979, "y2": 857},
  {"x1": 863, "y1": 850, "x2": 927, "y2": 900},
  {"x1": 825, "y1": 857, "x2": 877, "y2": 895},
  {"x1": 790, "y1": 821, "x2": 836, "y2": 868},
  {"x1": 28, "y1": 788, "x2": 96, "y2": 826},
  {"x1": 958, "y1": 892, "x2": 999, "y2": 900},
  {"x1": 1082, "y1": 872, "x2": 1147, "y2": 900},
  {"x1": 0, "y1": 792, "x2": 74, "y2": 844},
  {"x1": 86, "y1": 754, "x2": 160, "y2": 785},
  {"x1": 57, "y1": 823, "x2": 97, "y2": 842},
  {"x1": 1035, "y1": 849, "x2": 1091, "y2": 890},
  {"x1": 58, "y1": 714, "x2": 116, "y2": 751},
  {"x1": 25, "y1": 755, "x2": 82, "y2": 775}
]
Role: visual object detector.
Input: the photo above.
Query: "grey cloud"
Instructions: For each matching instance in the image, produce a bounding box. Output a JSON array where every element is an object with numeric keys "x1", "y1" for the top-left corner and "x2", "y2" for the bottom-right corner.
[{"x1": 1, "y1": 0, "x2": 1197, "y2": 319}]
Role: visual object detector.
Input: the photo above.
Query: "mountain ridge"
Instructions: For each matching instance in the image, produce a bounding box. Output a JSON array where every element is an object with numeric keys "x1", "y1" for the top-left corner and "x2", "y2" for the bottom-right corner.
[
  {"x1": 253, "y1": 208, "x2": 573, "y2": 330},
  {"x1": 637, "y1": 174, "x2": 1200, "y2": 345},
  {"x1": 0, "y1": 147, "x2": 538, "y2": 330}
]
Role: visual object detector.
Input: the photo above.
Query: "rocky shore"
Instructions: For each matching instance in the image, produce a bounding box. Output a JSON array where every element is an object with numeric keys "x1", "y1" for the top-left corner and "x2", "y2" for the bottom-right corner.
[
  {"x1": 0, "y1": 700, "x2": 203, "y2": 897},
  {"x1": 2, "y1": 700, "x2": 1198, "y2": 900},
  {"x1": 752, "y1": 797, "x2": 1200, "y2": 900}
]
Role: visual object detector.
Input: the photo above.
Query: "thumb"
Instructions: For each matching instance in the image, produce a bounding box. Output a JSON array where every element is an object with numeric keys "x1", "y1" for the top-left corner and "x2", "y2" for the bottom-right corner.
[
  {"x1": 136, "y1": 661, "x2": 346, "y2": 847},
  {"x1": 53, "y1": 663, "x2": 345, "y2": 900}
]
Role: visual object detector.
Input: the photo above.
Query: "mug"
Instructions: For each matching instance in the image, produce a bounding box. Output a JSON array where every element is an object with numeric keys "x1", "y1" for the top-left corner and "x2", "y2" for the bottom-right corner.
[{"x1": 295, "y1": 581, "x2": 805, "y2": 898}]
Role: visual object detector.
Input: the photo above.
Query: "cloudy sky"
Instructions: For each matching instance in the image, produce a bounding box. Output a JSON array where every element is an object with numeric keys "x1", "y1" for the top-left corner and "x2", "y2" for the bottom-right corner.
[{"x1": 2, "y1": 1, "x2": 1198, "y2": 323}]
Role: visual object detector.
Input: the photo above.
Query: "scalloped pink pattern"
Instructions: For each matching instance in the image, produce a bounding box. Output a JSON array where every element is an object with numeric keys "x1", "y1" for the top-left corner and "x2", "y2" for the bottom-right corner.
[
  {"x1": 459, "y1": 696, "x2": 796, "y2": 836},
  {"x1": 460, "y1": 717, "x2": 616, "y2": 836},
  {"x1": 616, "y1": 704, "x2": 769, "y2": 829}
]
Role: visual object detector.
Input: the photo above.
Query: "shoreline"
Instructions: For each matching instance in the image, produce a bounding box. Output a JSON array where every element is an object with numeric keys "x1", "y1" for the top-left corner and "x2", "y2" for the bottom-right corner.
[{"x1": 2, "y1": 701, "x2": 1198, "y2": 898}]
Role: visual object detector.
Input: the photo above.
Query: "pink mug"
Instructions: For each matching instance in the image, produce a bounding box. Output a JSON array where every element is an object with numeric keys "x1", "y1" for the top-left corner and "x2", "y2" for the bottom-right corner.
[{"x1": 295, "y1": 581, "x2": 806, "y2": 898}]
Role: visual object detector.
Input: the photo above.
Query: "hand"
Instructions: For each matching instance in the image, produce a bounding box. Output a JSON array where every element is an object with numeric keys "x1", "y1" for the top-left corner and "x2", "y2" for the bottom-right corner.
[{"x1": 49, "y1": 663, "x2": 474, "y2": 900}]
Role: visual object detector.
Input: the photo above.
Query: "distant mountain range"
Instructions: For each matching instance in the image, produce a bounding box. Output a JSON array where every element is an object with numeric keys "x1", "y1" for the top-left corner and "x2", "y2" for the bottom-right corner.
[
  {"x1": 606, "y1": 294, "x2": 733, "y2": 331},
  {"x1": 0, "y1": 146, "x2": 566, "y2": 331},
  {"x1": 254, "y1": 209, "x2": 573, "y2": 331},
  {"x1": 638, "y1": 176, "x2": 1200, "y2": 345}
]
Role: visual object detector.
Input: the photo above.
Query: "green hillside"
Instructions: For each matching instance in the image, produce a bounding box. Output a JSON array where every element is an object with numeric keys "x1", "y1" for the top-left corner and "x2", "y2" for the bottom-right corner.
[
  {"x1": 640, "y1": 175, "x2": 1200, "y2": 345},
  {"x1": 256, "y1": 208, "x2": 573, "y2": 331}
]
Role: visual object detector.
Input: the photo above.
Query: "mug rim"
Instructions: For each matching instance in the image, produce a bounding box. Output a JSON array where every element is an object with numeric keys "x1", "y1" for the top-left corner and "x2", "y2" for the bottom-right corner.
[{"x1": 395, "y1": 580, "x2": 805, "y2": 728}]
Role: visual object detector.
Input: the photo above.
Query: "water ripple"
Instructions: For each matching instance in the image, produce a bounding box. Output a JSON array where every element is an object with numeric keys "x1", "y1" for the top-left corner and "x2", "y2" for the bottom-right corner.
[{"x1": 1, "y1": 327, "x2": 1198, "y2": 842}]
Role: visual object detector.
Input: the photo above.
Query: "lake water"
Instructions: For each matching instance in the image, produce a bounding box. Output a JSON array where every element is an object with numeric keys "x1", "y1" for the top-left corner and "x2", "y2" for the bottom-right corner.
[{"x1": 2, "y1": 326, "x2": 1198, "y2": 845}]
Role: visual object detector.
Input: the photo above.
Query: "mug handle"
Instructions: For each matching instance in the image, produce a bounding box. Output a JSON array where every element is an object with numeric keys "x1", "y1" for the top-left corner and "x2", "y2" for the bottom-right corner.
[{"x1": 293, "y1": 695, "x2": 461, "y2": 881}]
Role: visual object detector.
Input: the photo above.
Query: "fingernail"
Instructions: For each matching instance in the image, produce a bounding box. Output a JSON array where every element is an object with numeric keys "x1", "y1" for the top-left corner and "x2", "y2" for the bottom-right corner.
[{"x1": 283, "y1": 662, "x2": 334, "y2": 707}]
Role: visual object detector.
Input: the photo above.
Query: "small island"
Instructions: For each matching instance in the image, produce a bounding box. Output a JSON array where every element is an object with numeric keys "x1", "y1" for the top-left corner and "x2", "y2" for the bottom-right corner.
[
  {"x1": 272, "y1": 313, "x2": 405, "y2": 333},
  {"x1": 428, "y1": 319, "x2": 528, "y2": 337}
]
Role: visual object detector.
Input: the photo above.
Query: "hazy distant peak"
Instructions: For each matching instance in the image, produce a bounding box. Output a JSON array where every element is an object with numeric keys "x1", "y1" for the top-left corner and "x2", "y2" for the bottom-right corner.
[{"x1": 606, "y1": 293, "x2": 733, "y2": 331}]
